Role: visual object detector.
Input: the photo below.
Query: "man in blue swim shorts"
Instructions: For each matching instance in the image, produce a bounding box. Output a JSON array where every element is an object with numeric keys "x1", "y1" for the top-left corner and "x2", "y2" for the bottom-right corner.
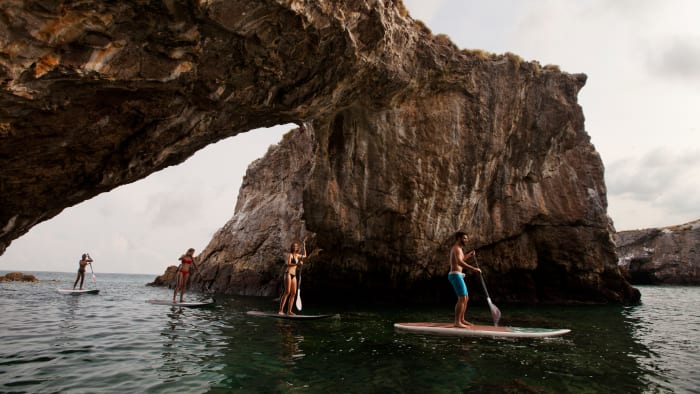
[{"x1": 449, "y1": 231, "x2": 481, "y2": 328}]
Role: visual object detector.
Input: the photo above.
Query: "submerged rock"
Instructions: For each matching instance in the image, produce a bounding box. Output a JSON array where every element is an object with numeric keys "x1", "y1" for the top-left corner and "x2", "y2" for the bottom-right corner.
[{"x1": 1, "y1": 272, "x2": 39, "y2": 283}]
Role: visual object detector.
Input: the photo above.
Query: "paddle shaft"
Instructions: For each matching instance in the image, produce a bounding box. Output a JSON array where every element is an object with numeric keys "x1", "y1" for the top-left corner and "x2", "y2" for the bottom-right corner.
[
  {"x1": 295, "y1": 266, "x2": 302, "y2": 311},
  {"x1": 472, "y1": 255, "x2": 489, "y2": 297},
  {"x1": 88, "y1": 260, "x2": 96, "y2": 283},
  {"x1": 472, "y1": 254, "x2": 502, "y2": 326},
  {"x1": 295, "y1": 241, "x2": 307, "y2": 311}
]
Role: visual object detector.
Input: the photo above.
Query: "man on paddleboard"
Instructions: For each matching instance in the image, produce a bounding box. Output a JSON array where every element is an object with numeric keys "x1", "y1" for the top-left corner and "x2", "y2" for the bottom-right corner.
[{"x1": 449, "y1": 232, "x2": 481, "y2": 328}]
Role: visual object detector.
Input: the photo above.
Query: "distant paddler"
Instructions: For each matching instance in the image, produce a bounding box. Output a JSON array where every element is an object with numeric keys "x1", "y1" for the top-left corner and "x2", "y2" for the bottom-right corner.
[{"x1": 73, "y1": 253, "x2": 94, "y2": 290}]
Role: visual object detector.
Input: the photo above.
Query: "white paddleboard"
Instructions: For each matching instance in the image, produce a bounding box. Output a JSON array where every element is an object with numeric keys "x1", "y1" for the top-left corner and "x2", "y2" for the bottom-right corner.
[
  {"x1": 394, "y1": 322, "x2": 571, "y2": 338},
  {"x1": 246, "y1": 310, "x2": 337, "y2": 320},
  {"x1": 146, "y1": 299, "x2": 214, "y2": 307},
  {"x1": 57, "y1": 288, "x2": 100, "y2": 295}
]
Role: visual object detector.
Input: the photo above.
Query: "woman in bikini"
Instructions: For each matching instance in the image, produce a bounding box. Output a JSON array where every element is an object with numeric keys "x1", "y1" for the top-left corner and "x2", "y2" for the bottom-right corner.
[
  {"x1": 173, "y1": 248, "x2": 198, "y2": 303},
  {"x1": 73, "y1": 253, "x2": 93, "y2": 290},
  {"x1": 278, "y1": 239, "x2": 306, "y2": 315}
]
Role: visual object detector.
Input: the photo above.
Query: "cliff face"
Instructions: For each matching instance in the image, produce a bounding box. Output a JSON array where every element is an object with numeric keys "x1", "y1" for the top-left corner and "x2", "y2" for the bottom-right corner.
[
  {"x1": 1, "y1": 1, "x2": 639, "y2": 304},
  {"x1": 615, "y1": 220, "x2": 700, "y2": 285}
]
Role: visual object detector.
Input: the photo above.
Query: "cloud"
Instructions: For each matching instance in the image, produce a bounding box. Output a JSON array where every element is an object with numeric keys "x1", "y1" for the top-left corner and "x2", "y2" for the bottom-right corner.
[
  {"x1": 147, "y1": 189, "x2": 204, "y2": 228},
  {"x1": 646, "y1": 37, "x2": 700, "y2": 81},
  {"x1": 402, "y1": 0, "x2": 447, "y2": 24},
  {"x1": 606, "y1": 147, "x2": 700, "y2": 229}
]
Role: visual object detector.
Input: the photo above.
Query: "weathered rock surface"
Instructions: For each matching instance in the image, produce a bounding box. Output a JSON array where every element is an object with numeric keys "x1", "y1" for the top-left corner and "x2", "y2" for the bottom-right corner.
[
  {"x1": 146, "y1": 265, "x2": 179, "y2": 288},
  {"x1": 0, "y1": 272, "x2": 38, "y2": 282},
  {"x1": 1, "y1": 1, "x2": 639, "y2": 304},
  {"x1": 615, "y1": 219, "x2": 700, "y2": 285}
]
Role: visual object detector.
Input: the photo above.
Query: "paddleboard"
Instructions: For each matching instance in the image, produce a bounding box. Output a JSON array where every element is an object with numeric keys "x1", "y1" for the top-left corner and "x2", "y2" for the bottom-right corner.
[
  {"x1": 57, "y1": 288, "x2": 100, "y2": 295},
  {"x1": 146, "y1": 299, "x2": 214, "y2": 307},
  {"x1": 246, "y1": 310, "x2": 337, "y2": 320},
  {"x1": 394, "y1": 322, "x2": 570, "y2": 338}
]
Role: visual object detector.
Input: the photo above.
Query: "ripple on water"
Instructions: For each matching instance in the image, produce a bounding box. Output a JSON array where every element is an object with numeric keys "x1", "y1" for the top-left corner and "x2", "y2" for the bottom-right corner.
[{"x1": 1, "y1": 274, "x2": 699, "y2": 393}]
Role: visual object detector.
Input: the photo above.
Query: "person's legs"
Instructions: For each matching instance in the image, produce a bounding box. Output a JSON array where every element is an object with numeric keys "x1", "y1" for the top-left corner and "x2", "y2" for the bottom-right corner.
[
  {"x1": 279, "y1": 274, "x2": 291, "y2": 314},
  {"x1": 454, "y1": 296, "x2": 469, "y2": 327},
  {"x1": 79, "y1": 272, "x2": 85, "y2": 289},
  {"x1": 460, "y1": 295, "x2": 472, "y2": 326},
  {"x1": 180, "y1": 275, "x2": 188, "y2": 302},
  {"x1": 73, "y1": 272, "x2": 81, "y2": 289},
  {"x1": 287, "y1": 278, "x2": 298, "y2": 315},
  {"x1": 449, "y1": 273, "x2": 470, "y2": 327},
  {"x1": 173, "y1": 272, "x2": 183, "y2": 302}
]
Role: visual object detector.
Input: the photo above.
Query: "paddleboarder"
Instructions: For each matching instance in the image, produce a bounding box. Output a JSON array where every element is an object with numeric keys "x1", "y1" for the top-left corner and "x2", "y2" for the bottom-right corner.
[
  {"x1": 278, "y1": 239, "x2": 306, "y2": 315},
  {"x1": 448, "y1": 231, "x2": 481, "y2": 328},
  {"x1": 73, "y1": 253, "x2": 93, "y2": 290},
  {"x1": 173, "y1": 248, "x2": 198, "y2": 303}
]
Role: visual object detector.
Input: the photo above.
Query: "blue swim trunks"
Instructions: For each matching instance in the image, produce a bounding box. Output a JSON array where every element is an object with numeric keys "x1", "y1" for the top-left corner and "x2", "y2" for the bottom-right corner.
[{"x1": 448, "y1": 272, "x2": 468, "y2": 296}]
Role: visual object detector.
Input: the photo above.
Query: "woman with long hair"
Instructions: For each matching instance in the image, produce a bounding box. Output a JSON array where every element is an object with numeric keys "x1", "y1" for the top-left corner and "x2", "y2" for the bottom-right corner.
[
  {"x1": 173, "y1": 248, "x2": 198, "y2": 303},
  {"x1": 278, "y1": 239, "x2": 306, "y2": 315}
]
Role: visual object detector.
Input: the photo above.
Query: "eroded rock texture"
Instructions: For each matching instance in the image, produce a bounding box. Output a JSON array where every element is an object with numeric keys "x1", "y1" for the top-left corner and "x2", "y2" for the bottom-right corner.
[
  {"x1": 615, "y1": 220, "x2": 700, "y2": 285},
  {"x1": 1, "y1": 1, "x2": 639, "y2": 304}
]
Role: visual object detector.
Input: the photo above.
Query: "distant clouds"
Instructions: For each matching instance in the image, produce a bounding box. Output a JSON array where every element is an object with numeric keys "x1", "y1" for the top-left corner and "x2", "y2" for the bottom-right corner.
[
  {"x1": 647, "y1": 37, "x2": 700, "y2": 81},
  {"x1": 606, "y1": 148, "x2": 700, "y2": 228}
]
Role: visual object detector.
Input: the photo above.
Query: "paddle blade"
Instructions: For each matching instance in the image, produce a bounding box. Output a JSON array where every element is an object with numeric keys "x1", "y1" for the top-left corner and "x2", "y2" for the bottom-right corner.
[
  {"x1": 295, "y1": 290, "x2": 302, "y2": 311},
  {"x1": 92, "y1": 274, "x2": 97, "y2": 281},
  {"x1": 487, "y1": 298, "x2": 501, "y2": 326}
]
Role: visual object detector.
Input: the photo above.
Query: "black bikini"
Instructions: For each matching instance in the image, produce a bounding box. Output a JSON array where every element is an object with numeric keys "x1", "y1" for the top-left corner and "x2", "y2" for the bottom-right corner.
[{"x1": 285, "y1": 256, "x2": 300, "y2": 279}]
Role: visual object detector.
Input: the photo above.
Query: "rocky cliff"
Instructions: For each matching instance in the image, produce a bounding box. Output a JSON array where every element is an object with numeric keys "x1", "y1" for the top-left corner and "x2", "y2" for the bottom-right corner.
[
  {"x1": 1, "y1": 1, "x2": 639, "y2": 304},
  {"x1": 615, "y1": 220, "x2": 700, "y2": 285}
]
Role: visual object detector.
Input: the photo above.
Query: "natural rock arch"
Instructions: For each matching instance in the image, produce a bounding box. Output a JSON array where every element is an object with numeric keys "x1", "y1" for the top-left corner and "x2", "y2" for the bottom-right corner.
[{"x1": 0, "y1": 0, "x2": 639, "y2": 303}]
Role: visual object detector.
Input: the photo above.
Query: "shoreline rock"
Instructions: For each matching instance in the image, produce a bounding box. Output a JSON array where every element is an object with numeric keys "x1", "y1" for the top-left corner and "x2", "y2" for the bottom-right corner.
[
  {"x1": 0, "y1": 272, "x2": 39, "y2": 283},
  {"x1": 147, "y1": 266, "x2": 179, "y2": 289},
  {"x1": 615, "y1": 219, "x2": 700, "y2": 285}
]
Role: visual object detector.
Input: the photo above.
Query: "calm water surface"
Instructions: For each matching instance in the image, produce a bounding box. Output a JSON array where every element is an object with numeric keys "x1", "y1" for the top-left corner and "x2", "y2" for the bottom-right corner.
[{"x1": 1, "y1": 271, "x2": 698, "y2": 393}]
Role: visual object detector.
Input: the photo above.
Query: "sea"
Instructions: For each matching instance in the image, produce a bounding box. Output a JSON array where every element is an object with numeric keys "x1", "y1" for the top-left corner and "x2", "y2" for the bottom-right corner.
[{"x1": 0, "y1": 271, "x2": 698, "y2": 393}]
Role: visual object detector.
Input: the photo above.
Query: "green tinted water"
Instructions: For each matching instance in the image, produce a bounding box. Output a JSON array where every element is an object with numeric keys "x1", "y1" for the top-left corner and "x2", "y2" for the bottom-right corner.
[{"x1": 1, "y1": 272, "x2": 697, "y2": 393}]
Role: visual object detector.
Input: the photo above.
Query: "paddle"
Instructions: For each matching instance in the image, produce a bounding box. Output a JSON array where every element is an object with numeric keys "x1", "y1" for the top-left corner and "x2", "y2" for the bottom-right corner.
[
  {"x1": 85, "y1": 253, "x2": 96, "y2": 281},
  {"x1": 295, "y1": 266, "x2": 302, "y2": 311},
  {"x1": 473, "y1": 254, "x2": 501, "y2": 326},
  {"x1": 295, "y1": 238, "x2": 307, "y2": 311}
]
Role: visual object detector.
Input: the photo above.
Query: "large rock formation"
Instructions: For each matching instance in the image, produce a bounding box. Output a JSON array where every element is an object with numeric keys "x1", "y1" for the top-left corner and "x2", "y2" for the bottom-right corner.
[
  {"x1": 615, "y1": 219, "x2": 700, "y2": 285},
  {"x1": 1, "y1": 1, "x2": 639, "y2": 304}
]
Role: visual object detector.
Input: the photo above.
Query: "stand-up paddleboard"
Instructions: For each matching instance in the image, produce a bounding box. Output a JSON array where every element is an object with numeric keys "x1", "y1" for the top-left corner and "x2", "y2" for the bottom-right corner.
[
  {"x1": 57, "y1": 288, "x2": 100, "y2": 295},
  {"x1": 146, "y1": 299, "x2": 214, "y2": 308},
  {"x1": 394, "y1": 322, "x2": 570, "y2": 338},
  {"x1": 246, "y1": 310, "x2": 337, "y2": 320}
]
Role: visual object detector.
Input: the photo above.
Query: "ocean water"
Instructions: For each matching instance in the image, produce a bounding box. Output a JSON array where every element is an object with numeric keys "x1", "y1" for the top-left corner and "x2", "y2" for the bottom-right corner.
[{"x1": 0, "y1": 271, "x2": 698, "y2": 393}]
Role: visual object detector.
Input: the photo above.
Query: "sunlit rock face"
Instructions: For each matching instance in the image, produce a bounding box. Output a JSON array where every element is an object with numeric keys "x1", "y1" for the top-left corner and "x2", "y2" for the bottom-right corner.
[
  {"x1": 195, "y1": 68, "x2": 640, "y2": 304},
  {"x1": 1, "y1": 1, "x2": 638, "y2": 304},
  {"x1": 615, "y1": 220, "x2": 700, "y2": 285}
]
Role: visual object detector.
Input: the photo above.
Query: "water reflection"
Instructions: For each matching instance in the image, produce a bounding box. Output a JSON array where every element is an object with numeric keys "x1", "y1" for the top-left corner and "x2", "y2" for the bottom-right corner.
[
  {"x1": 276, "y1": 320, "x2": 306, "y2": 363},
  {"x1": 2, "y1": 276, "x2": 697, "y2": 393},
  {"x1": 622, "y1": 286, "x2": 700, "y2": 393}
]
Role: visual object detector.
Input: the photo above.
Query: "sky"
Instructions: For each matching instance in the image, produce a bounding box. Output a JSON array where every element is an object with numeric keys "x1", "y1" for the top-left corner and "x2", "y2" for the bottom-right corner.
[{"x1": 1, "y1": 1, "x2": 698, "y2": 275}]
